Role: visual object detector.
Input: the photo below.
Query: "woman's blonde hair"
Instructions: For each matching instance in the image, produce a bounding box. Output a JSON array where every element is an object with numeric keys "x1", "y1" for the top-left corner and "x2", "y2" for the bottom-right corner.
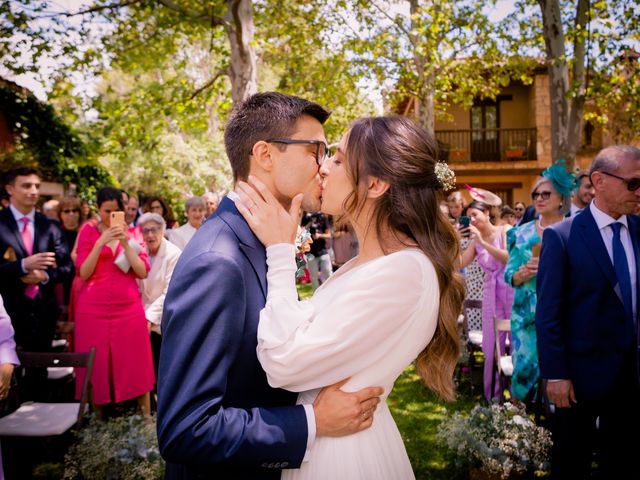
[{"x1": 342, "y1": 116, "x2": 464, "y2": 401}]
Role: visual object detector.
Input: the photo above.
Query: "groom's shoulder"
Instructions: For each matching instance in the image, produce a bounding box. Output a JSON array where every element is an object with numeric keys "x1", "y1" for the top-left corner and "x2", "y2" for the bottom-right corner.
[{"x1": 184, "y1": 214, "x2": 241, "y2": 259}]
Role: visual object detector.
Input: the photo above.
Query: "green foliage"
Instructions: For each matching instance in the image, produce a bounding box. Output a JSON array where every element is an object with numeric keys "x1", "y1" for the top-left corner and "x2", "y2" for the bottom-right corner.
[
  {"x1": 64, "y1": 414, "x2": 164, "y2": 480},
  {"x1": 0, "y1": 84, "x2": 114, "y2": 197}
]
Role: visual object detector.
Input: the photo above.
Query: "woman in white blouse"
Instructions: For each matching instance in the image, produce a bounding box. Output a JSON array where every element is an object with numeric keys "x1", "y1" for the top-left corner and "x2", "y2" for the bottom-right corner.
[
  {"x1": 235, "y1": 116, "x2": 464, "y2": 480},
  {"x1": 137, "y1": 213, "x2": 182, "y2": 382}
]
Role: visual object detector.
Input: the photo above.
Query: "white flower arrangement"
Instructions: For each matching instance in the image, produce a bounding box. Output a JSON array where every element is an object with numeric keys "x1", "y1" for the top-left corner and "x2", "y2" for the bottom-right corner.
[{"x1": 436, "y1": 402, "x2": 552, "y2": 479}]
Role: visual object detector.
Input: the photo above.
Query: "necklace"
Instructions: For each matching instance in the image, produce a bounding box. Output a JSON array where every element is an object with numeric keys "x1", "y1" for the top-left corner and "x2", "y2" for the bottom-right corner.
[{"x1": 536, "y1": 219, "x2": 548, "y2": 230}]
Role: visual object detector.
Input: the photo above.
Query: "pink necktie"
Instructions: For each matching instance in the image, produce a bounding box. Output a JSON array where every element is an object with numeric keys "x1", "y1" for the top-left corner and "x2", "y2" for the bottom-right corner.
[{"x1": 20, "y1": 217, "x2": 39, "y2": 299}]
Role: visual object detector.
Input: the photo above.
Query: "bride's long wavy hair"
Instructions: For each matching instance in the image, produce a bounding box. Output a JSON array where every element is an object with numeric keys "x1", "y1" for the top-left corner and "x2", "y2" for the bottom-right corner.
[{"x1": 342, "y1": 116, "x2": 464, "y2": 401}]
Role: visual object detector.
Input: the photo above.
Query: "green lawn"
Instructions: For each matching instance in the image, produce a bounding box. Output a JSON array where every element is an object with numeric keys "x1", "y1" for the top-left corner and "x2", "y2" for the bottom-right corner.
[{"x1": 296, "y1": 281, "x2": 482, "y2": 479}]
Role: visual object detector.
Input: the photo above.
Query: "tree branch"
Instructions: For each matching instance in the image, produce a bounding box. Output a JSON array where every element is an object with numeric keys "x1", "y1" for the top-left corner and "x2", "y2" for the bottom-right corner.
[
  {"x1": 189, "y1": 70, "x2": 227, "y2": 100},
  {"x1": 37, "y1": 0, "x2": 144, "y2": 19},
  {"x1": 156, "y1": 0, "x2": 226, "y2": 27}
]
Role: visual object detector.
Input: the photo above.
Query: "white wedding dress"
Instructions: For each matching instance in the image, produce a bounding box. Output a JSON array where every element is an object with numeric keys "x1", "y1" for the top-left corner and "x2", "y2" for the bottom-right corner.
[{"x1": 257, "y1": 244, "x2": 441, "y2": 480}]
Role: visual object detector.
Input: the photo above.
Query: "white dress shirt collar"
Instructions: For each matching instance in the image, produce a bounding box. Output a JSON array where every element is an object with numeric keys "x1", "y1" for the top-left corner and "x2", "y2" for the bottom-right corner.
[
  {"x1": 9, "y1": 203, "x2": 35, "y2": 224},
  {"x1": 590, "y1": 200, "x2": 628, "y2": 231}
]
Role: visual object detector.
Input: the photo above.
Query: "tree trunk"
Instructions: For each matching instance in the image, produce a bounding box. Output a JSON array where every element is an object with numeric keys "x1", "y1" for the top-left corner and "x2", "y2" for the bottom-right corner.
[
  {"x1": 227, "y1": 0, "x2": 257, "y2": 104},
  {"x1": 409, "y1": 0, "x2": 435, "y2": 136},
  {"x1": 538, "y1": 0, "x2": 588, "y2": 169}
]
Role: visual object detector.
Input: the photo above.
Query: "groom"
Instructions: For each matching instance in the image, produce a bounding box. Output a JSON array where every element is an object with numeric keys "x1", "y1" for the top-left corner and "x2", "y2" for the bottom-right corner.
[{"x1": 157, "y1": 92, "x2": 383, "y2": 479}]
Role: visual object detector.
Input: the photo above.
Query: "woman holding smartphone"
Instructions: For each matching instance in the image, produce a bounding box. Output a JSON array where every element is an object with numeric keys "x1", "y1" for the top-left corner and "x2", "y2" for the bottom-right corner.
[
  {"x1": 504, "y1": 161, "x2": 574, "y2": 403},
  {"x1": 459, "y1": 199, "x2": 514, "y2": 402},
  {"x1": 74, "y1": 186, "x2": 154, "y2": 417}
]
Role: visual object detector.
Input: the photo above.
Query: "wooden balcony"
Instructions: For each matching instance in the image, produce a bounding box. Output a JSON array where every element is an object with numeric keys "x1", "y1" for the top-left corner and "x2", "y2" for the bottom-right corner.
[{"x1": 436, "y1": 128, "x2": 537, "y2": 163}]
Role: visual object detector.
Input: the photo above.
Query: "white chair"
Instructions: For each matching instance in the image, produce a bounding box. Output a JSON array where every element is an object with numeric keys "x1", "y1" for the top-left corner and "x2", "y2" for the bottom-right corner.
[
  {"x1": 494, "y1": 318, "x2": 513, "y2": 402},
  {"x1": 0, "y1": 347, "x2": 96, "y2": 437}
]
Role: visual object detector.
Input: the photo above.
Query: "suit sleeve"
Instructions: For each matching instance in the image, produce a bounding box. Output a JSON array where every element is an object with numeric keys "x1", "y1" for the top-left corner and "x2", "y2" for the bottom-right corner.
[
  {"x1": 45, "y1": 220, "x2": 72, "y2": 284},
  {"x1": 535, "y1": 226, "x2": 570, "y2": 380},
  {"x1": 156, "y1": 250, "x2": 308, "y2": 468}
]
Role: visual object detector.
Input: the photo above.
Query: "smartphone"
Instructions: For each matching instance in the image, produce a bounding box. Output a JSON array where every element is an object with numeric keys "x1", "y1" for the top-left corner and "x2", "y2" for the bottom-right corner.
[
  {"x1": 110, "y1": 211, "x2": 125, "y2": 227},
  {"x1": 459, "y1": 215, "x2": 471, "y2": 238}
]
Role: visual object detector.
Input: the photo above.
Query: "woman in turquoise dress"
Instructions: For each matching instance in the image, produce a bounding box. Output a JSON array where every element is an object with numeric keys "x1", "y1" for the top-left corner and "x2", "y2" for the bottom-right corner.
[{"x1": 504, "y1": 161, "x2": 576, "y2": 402}]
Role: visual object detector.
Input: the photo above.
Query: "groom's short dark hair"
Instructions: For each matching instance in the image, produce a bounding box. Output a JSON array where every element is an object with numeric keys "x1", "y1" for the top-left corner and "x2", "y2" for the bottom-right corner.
[{"x1": 224, "y1": 92, "x2": 330, "y2": 182}]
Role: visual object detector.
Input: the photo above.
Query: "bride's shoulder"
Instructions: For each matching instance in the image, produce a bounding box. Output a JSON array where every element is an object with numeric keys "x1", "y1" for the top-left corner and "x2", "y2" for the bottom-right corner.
[{"x1": 380, "y1": 248, "x2": 436, "y2": 277}]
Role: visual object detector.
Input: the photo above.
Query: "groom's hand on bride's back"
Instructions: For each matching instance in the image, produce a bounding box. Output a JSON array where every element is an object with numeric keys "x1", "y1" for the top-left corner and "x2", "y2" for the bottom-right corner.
[{"x1": 313, "y1": 378, "x2": 384, "y2": 437}]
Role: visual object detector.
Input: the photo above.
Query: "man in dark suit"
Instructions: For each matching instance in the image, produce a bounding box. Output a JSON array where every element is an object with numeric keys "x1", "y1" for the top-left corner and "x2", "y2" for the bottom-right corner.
[
  {"x1": 0, "y1": 166, "x2": 71, "y2": 398},
  {"x1": 536, "y1": 145, "x2": 640, "y2": 479},
  {"x1": 157, "y1": 92, "x2": 383, "y2": 479}
]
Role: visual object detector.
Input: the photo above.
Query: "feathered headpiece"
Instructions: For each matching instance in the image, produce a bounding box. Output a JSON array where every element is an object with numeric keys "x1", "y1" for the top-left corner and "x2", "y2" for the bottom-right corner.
[{"x1": 540, "y1": 159, "x2": 578, "y2": 197}]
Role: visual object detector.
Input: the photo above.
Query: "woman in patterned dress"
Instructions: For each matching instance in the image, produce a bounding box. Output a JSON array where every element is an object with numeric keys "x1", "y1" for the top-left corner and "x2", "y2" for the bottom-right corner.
[{"x1": 504, "y1": 161, "x2": 575, "y2": 402}]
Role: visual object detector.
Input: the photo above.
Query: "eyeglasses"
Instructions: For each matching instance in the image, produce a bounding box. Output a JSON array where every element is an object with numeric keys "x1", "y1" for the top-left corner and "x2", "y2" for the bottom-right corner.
[
  {"x1": 141, "y1": 227, "x2": 161, "y2": 235},
  {"x1": 514, "y1": 207, "x2": 524, "y2": 212},
  {"x1": 62, "y1": 209, "x2": 80, "y2": 214},
  {"x1": 599, "y1": 171, "x2": 640, "y2": 191},
  {"x1": 267, "y1": 139, "x2": 329, "y2": 166},
  {"x1": 531, "y1": 191, "x2": 553, "y2": 201}
]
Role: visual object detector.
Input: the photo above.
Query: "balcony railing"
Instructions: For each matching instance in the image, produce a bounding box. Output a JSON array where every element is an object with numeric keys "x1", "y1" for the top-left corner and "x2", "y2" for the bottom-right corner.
[{"x1": 436, "y1": 128, "x2": 537, "y2": 162}]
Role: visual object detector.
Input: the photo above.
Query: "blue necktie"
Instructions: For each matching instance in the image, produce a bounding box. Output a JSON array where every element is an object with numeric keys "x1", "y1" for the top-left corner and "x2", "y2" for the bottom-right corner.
[{"x1": 611, "y1": 222, "x2": 633, "y2": 324}]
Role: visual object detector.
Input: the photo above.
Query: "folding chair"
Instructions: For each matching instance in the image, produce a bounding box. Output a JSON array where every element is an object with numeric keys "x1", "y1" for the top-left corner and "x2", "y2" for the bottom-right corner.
[
  {"x1": 0, "y1": 347, "x2": 96, "y2": 437},
  {"x1": 493, "y1": 318, "x2": 513, "y2": 403},
  {"x1": 459, "y1": 299, "x2": 483, "y2": 394}
]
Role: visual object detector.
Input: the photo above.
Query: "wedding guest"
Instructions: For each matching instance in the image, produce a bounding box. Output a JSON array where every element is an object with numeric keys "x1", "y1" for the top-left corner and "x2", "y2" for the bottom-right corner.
[
  {"x1": 500, "y1": 206, "x2": 517, "y2": 226},
  {"x1": 202, "y1": 191, "x2": 220, "y2": 218},
  {"x1": 138, "y1": 213, "x2": 181, "y2": 383},
  {"x1": 536, "y1": 146, "x2": 640, "y2": 479},
  {"x1": 42, "y1": 199, "x2": 60, "y2": 222},
  {"x1": 504, "y1": 161, "x2": 574, "y2": 403},
  {"x1": 74, "y1": 186, "x2": 154, "y2": 417},
  {"x1": 168, "y1": 196, "x2": 206, "y2": 250},
  {"x1": 235, "y1": 115, "x2": 464, "y2": 479},
  {"x1": 0, "y1": 166, "x2": 71, "y2": 399},
  {"x1": 57, "y1": 196, "x2": 82, "y2": 304},
  {"x1": 144, "y1": 196, "x2": 179, "y2": 230},
  {"x1": 568, "y1": 172, "x2": 595, "y2": 217},
  {"x1": 302, "y1": 211, "x2": 332, "y2": 291},
  {"x1": 446, "y1": 191, "x2": 465, "y2": 227},
  {"x1": 0, "y1": 294, "x2": 19, "y2": 480},
  {"x1": 460, "y1": 200, "x2": 514, "y2": 402},
  {"x1": 331, "y1": 223, "x2": 358, "y2": 269},
  {"x1": 80, "y1": 200, "x2": 94, "y2": 223},
  {"x1": 126, "y1": 195, "x2": 140, "y2": 227}
]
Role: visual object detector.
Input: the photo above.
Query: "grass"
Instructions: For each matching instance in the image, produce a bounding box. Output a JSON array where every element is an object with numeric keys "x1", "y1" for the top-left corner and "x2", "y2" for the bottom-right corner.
[{"x1": 297, "y1": 281, "x2": 484, "y2": 479}]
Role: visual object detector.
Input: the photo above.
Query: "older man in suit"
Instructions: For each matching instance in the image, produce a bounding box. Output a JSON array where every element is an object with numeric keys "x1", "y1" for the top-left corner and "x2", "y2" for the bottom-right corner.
[
  {"x1": 0, "y1": 166, "x2": 71, "y2": 399},
  {"x1": 536, "y1": 145, "x2": 640, "y2": 479},
  {"x1": 157, "y1": 92, "x2": 383, "y2": 479}
]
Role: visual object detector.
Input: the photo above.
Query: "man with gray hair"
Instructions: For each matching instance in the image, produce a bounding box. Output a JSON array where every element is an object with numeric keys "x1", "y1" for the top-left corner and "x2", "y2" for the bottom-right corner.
[
  {"x1": 536, "y1": 145, "x2": 640, "y2": 479},
  {"x1": 202, "y1": 191, "x2": 219, "y2": 218},
  {"x1": 168, "y1": 196, "x2": 206, "y2": 250}
]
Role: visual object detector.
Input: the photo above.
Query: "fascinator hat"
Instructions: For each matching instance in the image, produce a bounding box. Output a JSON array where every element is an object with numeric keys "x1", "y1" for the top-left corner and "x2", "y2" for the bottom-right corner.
[{"x1": 540, "y1": 159, "x2": 578, "y2": 198}]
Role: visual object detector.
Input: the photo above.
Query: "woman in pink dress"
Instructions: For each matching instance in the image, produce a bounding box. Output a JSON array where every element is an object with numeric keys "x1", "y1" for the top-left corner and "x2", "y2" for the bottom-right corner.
[{"x1": 74, "y1": 186, "x2": 154, "y2": 417}]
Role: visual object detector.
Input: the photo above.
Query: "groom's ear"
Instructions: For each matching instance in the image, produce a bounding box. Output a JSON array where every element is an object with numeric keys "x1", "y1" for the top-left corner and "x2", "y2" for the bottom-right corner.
[
  {"x1": 367, "y1": 176, "x2": 390, "y2": 199},
  {"x1": 251, "y1": 141, "x2": 274, "y2": 172}
]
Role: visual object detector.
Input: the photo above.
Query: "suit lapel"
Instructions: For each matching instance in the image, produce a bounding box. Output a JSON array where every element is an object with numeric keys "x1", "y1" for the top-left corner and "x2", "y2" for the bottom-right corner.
[
  {"x1": 628, "y1": 215, "x2": 640, "y2": 325},
  {"x1": 33, "y1": 213, "x2": 48, "y2": 254},
  {"x1": 576, "y1": 207, "x2": 621, "y2": 302},
  {"x1": 217, "y1": 197, "x2": 267, "y2": 299},
  {"x1": 0, "y1": 209, "x2": 28, "y2": 257}
]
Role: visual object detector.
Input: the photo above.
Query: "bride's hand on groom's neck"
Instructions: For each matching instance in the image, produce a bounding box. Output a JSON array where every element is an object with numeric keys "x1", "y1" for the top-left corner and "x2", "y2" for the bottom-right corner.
[
  {"x1": 313, "y1": 378, "x2": 384, "y2": 437},
  {"x1": 235, "y1": 176, "x2": 302, "y2": 247}
]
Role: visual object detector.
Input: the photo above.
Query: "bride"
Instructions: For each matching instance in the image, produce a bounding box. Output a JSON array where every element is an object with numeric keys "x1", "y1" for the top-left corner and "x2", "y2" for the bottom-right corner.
[{"x1": 235, "y1": 115, "x2": 464, "y2": 479}]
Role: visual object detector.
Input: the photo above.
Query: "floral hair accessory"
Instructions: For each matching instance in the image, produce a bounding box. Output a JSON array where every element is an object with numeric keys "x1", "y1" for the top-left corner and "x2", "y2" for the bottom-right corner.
[
  {"x1": 435, "y1": 162, "x2": 456, "y2": 190},
  {"x1": 540, "y1": 159, "x2": 578, "y2": 197}
]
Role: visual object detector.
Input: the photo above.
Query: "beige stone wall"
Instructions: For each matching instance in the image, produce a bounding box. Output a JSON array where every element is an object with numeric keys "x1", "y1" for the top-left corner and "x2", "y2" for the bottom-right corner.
[{"x1": 500, "y1": 84, "x2": 532, "y2": 129}]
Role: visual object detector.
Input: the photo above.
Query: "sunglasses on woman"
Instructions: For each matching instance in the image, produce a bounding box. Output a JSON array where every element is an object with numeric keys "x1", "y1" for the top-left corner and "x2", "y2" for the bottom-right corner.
[{"x1": 531, "y1": 191, "x2": 552, "y2": 201}]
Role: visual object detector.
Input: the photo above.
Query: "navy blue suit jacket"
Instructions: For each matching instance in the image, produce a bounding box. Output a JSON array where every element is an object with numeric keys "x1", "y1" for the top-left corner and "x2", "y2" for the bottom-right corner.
[
  {"x1": 535, "y1": 207, "x2": 640, "y2": 402},
  {"x1": 157, "y1": 197, "x2": 308, "y2": 479},
  {"x1": 0, "y1": 208, "x2": 70, "y2": 350}
]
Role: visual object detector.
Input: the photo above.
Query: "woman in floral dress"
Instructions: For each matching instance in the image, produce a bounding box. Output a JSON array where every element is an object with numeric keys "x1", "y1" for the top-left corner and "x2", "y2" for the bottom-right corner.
[{"x1": 504, "y1": 161, "x2": 575, "y2": 402}]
